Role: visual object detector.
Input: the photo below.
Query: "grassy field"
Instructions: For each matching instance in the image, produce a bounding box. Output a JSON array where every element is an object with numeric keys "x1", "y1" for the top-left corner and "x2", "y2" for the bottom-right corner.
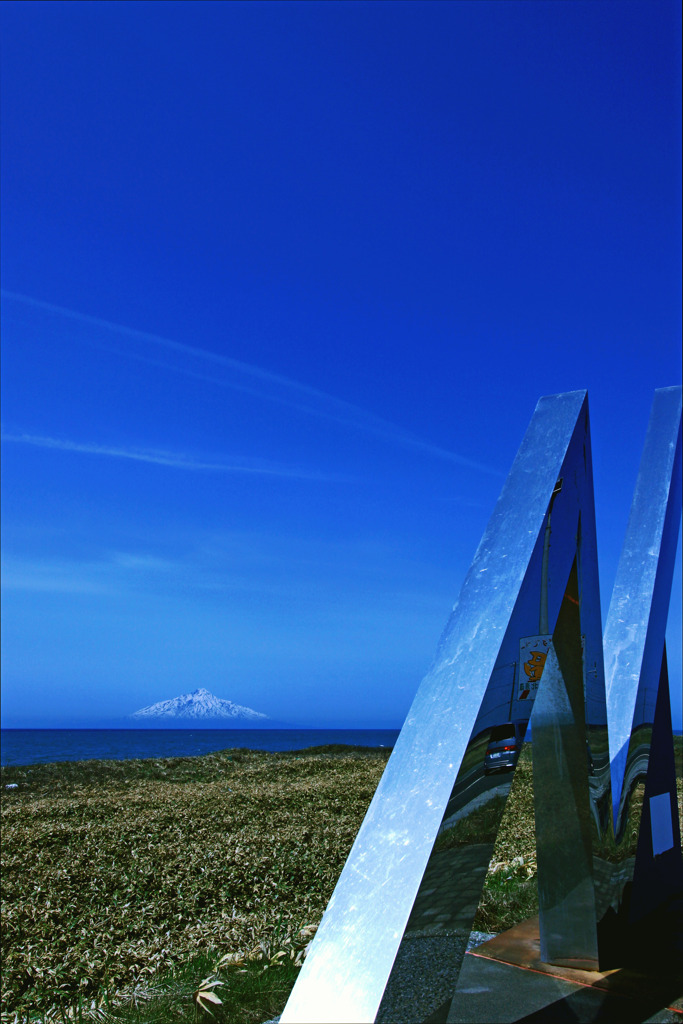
[
  {"x1": 2, "y1": 738, "x2": 643, "y2": 1024},
  {"x1": 2, "y1": 745, "x2": 390, "y2": 1023}
]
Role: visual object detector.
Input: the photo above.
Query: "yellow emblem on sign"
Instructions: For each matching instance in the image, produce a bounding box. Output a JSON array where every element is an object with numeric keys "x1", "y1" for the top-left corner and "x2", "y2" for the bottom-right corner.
[{"x1": 523, "y1": 649, "x2": 547, "y2": 683}]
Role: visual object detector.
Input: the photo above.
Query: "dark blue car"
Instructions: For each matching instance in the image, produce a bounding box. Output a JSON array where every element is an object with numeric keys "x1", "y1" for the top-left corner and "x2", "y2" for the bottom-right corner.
[{"x1": 484, "y1": 722, "x2": 525, "y2": 774}]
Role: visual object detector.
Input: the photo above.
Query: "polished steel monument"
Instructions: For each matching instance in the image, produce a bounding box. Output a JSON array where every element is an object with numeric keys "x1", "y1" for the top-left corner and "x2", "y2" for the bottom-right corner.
[{"x1": 281, "y1": 388, "x2": 682, "y2": 1024}]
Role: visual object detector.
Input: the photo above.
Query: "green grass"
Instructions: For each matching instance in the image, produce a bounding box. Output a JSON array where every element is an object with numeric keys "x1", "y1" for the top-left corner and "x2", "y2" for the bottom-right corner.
[
  {"x1": 68, "y1": 954, "x2": 300, "y2": 1024},
  {"x1": 1, "y1": 747, "x2": 388, "y2": 1023},
  {"x1": 434, "y1": 796, "x2": 508, "y2": 852},
  {"x1": 4, "y1": 739, "x2": 680, "y2": 1023},
  {"x1": 13, "y1": 954, "x2": 301, "y2": 1024}
]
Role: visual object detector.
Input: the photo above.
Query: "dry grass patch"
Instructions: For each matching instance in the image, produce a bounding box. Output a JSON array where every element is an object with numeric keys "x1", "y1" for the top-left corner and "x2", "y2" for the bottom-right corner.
[
  {"x1": 7, "y1": 738, "x2": 677, "y2": 1022},
  {"x1": 1, "y1": 747, "x2": 390, "y2": 1020}
]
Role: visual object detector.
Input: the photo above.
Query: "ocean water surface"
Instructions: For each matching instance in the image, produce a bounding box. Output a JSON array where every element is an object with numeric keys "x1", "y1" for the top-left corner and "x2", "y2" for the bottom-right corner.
[{"x1": 0, "y1": 728, "x2": 400, "y2": 767}]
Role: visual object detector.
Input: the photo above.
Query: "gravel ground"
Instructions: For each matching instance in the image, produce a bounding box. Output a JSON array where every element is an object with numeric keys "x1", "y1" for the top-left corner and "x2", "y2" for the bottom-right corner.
[{"x1": 263, "y1": 930, "x2": 496, "y2": 1024}]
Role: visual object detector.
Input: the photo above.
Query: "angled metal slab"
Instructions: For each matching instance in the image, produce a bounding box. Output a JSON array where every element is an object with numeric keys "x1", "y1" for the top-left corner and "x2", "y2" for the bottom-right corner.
[
  {"x1": 629, "y1": 645, "x2": 683, "y2": 947},
  {"x1": 527, "y1": 385, "x2": 612, "y2": 971},
  {"x1": 281, "y1": 388, "x2": 681, "y2": 1023},
  {"x1": 604, "y1": 386, "x2": 682, "y2": 825},
  {"x1": 601, "y1": 386, "x2": 682, "y2": 965},
  {"x1": 282, "y1": 391, "x2": 597, "y2": 1024}
]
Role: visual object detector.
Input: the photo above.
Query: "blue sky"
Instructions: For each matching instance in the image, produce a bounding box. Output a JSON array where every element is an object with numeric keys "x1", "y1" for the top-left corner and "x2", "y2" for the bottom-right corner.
[{"x1": 1, "y1": 0, "x2": 681, "y2": 729}]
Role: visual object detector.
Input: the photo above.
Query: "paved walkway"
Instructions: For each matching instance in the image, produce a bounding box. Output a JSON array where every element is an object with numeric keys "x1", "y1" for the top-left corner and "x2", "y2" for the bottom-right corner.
[{"x1": 444, "y1": 917, "x2": 683, "y2": 1024}]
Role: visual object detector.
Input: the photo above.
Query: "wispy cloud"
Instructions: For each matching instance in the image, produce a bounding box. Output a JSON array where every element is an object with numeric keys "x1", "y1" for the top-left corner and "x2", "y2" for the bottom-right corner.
[
  {"x1": 1, "y1": 558, "x2": 112, "y2": 595},
  {"x1": 1, "y1": 551, "x2": 177, "y2": 595},
  {"x1": 1, "y1": 532, "x2": 454, "y2": 606},
  {"x1": 2, "y1": 290, "x2": 501, "y2": 476},
  {"x1": 0, "y1": 431, "x2": 343, "y2": 481}
]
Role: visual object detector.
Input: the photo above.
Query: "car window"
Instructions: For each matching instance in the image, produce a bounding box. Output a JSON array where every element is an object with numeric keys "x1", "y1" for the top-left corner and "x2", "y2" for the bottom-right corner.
[{"x1": 489, "y1": 724, "x2": 516, "y2": 741}]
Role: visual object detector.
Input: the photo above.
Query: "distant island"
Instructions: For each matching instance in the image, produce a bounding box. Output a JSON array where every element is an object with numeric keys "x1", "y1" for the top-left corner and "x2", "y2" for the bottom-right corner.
[{"x1": 130, "y1": 687, "x2": 270, "y2": 725}]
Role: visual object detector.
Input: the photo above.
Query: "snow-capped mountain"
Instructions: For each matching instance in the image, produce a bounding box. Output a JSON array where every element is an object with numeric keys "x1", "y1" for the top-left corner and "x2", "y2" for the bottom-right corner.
[{"x1": 130, "y1": 688, "x2": 269, "y2": 722}]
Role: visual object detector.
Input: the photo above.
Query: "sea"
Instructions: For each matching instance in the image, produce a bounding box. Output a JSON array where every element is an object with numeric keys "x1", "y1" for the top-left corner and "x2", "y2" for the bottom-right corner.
[{"x1": 0, "y1": 728, "x2": 401, "y2": 767}]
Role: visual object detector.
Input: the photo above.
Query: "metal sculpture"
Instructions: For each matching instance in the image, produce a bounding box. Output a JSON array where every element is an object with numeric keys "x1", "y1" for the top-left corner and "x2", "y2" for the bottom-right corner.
[
  {"x1": 601, "y1": 386, "x2": 683, "y2": 969},
  {"x1": 281, "y1": 388, "x2": 682, "y2": 1024}
]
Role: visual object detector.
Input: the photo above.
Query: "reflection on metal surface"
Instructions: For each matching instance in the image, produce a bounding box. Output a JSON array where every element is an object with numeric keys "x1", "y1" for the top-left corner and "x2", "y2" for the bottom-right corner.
[
  {"x1": 604, "y1": 387, "x2": 682, "y2": 820},
  {"x1": 650, "y1": 793, "x2": 675, "y2": 857},
  {"x1": 518, "y1": 636, "x2": 551, "y2": 703},
  {"x1": 280, "y1": 388, "x2": 682, "y2": 1023},
  {"x1": 532, "y1": 564, "x2": 601, "y2": 969},
  {"x1": 600, "y1": 387, "x2": 683, "y2": 970}
]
